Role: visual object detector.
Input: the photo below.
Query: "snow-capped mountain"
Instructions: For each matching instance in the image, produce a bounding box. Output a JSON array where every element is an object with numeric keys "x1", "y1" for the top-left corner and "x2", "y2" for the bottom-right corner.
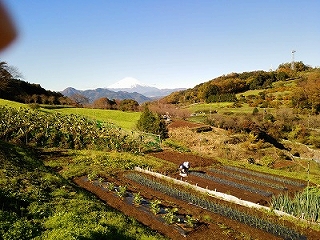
[
  {"x1": 107, "y1": 77, "x2": 185, "y2": 98},
  {"x1": 61, "y1": 77, "x2": 186, "y2": 104},
  {"x1": 107, "y1": 77, "x2": 147, "y2": 89}
]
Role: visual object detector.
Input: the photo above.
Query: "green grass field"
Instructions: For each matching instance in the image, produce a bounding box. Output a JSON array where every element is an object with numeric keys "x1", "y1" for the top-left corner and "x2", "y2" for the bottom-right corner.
[
  {"x1": 0, "y1": 98, "x2": 29, "y2": 108},
  {"x1": 0, "y1": 141, "x2": 166, "y2": 240},
  {"x1": 0, "y1": 99, "x2": 141, "y2": 130},
  {"x1": 52, "y1": 107, "x2": 141, "y2": 130},
  {"x1": 185, "y1": 102, "x2": 255, "y2": 115},
  {"x1": 236, "y1": 89, "x2": 263, "y2": 97},
  {"x1": 185, "y1": 102, "x2": 233, "y2": 112}
]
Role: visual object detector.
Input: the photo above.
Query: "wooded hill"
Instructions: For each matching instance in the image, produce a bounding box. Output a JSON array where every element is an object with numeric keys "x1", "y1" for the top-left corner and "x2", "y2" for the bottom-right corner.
[
  {"x1": 0, "y1": 61, "x2": 70, "y2": 105},
  {"x1": 161, "y1": 61, "x2": 320, "y2": 113}
]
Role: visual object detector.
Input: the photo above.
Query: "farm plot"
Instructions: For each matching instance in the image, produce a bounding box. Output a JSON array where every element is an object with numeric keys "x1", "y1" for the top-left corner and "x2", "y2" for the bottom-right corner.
[
  {"x1": 124, "y1": 171, "x2": 308, "y2": 239},
  {"x1": 74, "y1": 168, "x2": 320, "y2": 240},
  {"x1": 182, "y1": 166, "x2": 307, "y2": 205},
  {"x1": 0, "y1": 106, "x2": 160, "y2": 152},
  {"x1": 75, "y1": 174, "x2": 288, "y2": 240},
  {"x1": 76, "y1": 176, "x2": 204, "y2": 238},
  {"x1": 70, "y1": 149, "x2": 318, "y2": 239},
  {"x1": 150, "y1": 150, "x2": 307, "y2": 205}
]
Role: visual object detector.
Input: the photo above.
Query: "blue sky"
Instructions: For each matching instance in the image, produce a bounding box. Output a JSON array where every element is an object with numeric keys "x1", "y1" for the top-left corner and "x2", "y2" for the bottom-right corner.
[{"x1": 1, "y1": 0, "x2": 319, "y2": 91}]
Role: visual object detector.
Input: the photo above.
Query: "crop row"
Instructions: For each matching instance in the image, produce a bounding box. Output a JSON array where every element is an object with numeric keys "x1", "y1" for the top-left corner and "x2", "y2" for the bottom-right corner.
[
  {"x1": 271, "y1": 187, "x2": 320, "y2": 222},
  {"x1": 209, "y1": 168, "x2": 287, "y2": 191},
  {"x1": 190, "y1": 171, "x2": 272, "y2": 197},
  {"x1": 224, "y1": 166, "x2": 306, "y2": 187},
  {"x1": 125, "y1": 172, "x2": 304, "y2": 239},
  {"x1": 0, "y1": 106, "x2": 159, "y2": 152}
]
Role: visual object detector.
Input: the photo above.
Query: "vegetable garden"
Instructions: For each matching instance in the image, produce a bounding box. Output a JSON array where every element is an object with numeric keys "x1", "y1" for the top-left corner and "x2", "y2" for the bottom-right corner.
[
  {"x1": 74, "y1": 162, "x2": 320, "y2": 240},
  {"x1": 0, "y1": 106, "x2": 160, "y2": 152},
  {"x1": 125, "y1": 171, "x2": 303, "y2": 239}
]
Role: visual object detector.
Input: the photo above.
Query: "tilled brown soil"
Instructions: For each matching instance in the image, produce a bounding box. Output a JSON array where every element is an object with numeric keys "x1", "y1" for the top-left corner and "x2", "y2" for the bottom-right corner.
[
  {"x1": 149, "y1": 150, "x2": 219, "y2": 168},
  {"x1": 149, "y1": 150, "x2": 306, "y2": 205}
]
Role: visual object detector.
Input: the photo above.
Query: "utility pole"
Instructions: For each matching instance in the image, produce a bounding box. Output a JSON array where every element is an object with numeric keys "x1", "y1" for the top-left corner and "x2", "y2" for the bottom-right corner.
[
  {"x1": 291, "y1": 50, "x2": 296, "y2": 70},
  {"x1": 306, "y1": 160, "x2": 310, "y2": 215}
]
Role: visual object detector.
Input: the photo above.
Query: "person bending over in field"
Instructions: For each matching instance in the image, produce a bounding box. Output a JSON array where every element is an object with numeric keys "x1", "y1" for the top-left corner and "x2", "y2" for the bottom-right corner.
[{"x1": 179, "y1": 161, "x2": 190, "y2": 177}]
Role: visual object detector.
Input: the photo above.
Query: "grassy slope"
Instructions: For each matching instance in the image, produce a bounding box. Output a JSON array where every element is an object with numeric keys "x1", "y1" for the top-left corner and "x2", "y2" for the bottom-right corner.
[
  {"x1": 0, "y1": 141, "x2": 166, "y2": 240},
  {"x1": 45, "y1": 149, "x2": 174, "y2": 180},
  {"x1": 53, "y1": 107, "x2": 141, "y2": 130},
  {"x1": 0, "y1": 99, "x2": 141, "y2": 130},
  {"x1": 0, "y1": 99, "x2": 29, "y2": 108}
]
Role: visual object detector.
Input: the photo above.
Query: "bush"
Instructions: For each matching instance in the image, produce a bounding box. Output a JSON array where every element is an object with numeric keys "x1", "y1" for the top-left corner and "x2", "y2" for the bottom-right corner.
[
  {"x1": 260, "y1": 156, "x2": 275, "y2": 167},
  {"x1": 309, "y1": 134, "x2": 320, "y2": 148},
  {"x1": 136, "y1": 105, "x2": 168, "y2": 139},
  {"x1": 252, "y1": 107, "x2": 259, "y2": 115}
]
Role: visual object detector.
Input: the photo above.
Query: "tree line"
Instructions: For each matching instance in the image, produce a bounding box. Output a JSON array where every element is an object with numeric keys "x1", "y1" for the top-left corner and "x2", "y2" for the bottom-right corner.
[
  {"x1": 0, "y1": 61, "x2": 141, "y2": 111},
  {"x1": 0, "y1": 61, "x2": 70, "y2": 105}
]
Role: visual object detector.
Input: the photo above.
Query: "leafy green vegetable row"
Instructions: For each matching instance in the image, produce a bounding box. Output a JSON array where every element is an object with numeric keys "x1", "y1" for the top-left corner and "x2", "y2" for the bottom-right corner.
[
  {"x1": 210, "y1": 168, "x2": 287, "y2": 191},
  {"x1": 209, "y1": 167, "x2": 287, "y2": 191}
]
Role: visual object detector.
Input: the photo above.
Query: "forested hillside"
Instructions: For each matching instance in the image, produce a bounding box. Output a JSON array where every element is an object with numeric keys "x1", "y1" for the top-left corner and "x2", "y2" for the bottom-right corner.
[
  {"x1": 162, "y1": 61, "x2": 320, "y2": 113},
  {"x1": 0, "y1": 62, "x2": 70, "y2": 105}
]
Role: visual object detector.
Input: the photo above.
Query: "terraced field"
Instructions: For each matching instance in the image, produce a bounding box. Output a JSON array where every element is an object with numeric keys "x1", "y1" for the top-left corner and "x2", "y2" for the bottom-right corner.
[{"x1": 74, "y1": 149, "x2": 319, "y2": 240}]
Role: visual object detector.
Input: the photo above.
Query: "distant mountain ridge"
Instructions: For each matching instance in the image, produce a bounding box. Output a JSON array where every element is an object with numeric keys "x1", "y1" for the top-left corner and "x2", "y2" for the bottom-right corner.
[
  {"x1": 61, "y1": 87, "x2": 151, "y2": 104},
  {"x1": 61, "y1": 77, "x2": 186, "y2": 103},
  {"x1": 107, "y1": 77, "x2": 185, "y2": 97}
]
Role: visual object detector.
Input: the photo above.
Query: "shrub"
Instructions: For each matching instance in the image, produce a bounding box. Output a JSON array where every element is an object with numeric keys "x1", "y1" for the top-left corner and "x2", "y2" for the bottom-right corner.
[
  {"x1": 260, "y1": 156, "x2": 275, "y2": 167},
  {"x1": 252, "y1": 107, "x2": 259, "y2": 115},
  {"x1": 309, "y1": 134, "x2": 320, "y2": 148},
  {"x1": 136, "y1": 105, "x2": 168, "y2": 139}
]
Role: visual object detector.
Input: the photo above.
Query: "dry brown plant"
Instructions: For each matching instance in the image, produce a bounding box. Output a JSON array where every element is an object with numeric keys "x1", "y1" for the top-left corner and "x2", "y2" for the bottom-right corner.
[{"x1": 168, "y1": 127, "x2": 251, "y2": 162}]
